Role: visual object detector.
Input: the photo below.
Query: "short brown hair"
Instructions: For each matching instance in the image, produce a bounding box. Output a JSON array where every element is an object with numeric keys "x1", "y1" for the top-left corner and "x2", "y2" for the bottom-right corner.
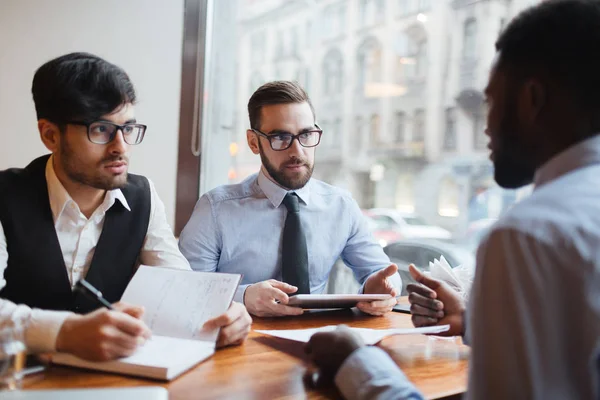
[{"x1": 247, "y1": 81, "x2": 315, "y2": 130}]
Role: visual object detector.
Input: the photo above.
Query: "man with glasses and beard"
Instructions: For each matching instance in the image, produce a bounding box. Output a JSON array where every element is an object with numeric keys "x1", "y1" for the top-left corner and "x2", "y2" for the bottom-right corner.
[
  {"x1": 179, "y1": 81, "x2": 401, "y2": 317},
  {"x1": 0, "y1": 52, "x2": 251, "y2": 362}
]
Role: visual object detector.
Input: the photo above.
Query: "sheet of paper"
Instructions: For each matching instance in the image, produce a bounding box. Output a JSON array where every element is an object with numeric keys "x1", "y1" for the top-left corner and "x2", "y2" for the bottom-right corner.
[
  {"x1": 255, "y1": 325, "x2": 450, "y2": 345},
  {"x1": 121, "y1": 266, "x2": 241, "y2": 341}
]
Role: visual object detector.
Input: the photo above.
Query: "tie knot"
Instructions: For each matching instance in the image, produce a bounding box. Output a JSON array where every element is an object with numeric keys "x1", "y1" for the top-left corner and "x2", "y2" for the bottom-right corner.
[{"x1": 282, "y1": 193, "x2": 300, "y2": 213}]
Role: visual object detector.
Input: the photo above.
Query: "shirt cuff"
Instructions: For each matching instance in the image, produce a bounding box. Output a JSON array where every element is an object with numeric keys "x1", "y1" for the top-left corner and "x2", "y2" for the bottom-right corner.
[
  {"x1": 235, "y1": 284, "x2": 250, "y2": 304},
  {"x1": 26, "y1": 309, "x2": 73, "y2": 353},
  {"x1": 335, "y1": 347, "x2": 423, "y2": 400}
]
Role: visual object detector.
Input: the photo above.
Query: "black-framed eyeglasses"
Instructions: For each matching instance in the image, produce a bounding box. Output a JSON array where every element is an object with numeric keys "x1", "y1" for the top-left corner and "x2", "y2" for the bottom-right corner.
[
  {"x1": 251, "y1": 124, "x2": 323, "y2": 151},
  {"x1": 67, "y1": 120, "x2": 147, "y2": 145}
]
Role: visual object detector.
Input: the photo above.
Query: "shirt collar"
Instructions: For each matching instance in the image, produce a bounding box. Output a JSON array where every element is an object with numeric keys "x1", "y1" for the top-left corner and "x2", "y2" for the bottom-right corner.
[
  {"x1": 534, "y1": 134, "x2": 600, "y2": 189},
  {"x1": 45, "y1": 156, "x2": 131, "y2": 222},
  {"x1": 257, "y1": 169, "x2": 311, "y2": 208}
]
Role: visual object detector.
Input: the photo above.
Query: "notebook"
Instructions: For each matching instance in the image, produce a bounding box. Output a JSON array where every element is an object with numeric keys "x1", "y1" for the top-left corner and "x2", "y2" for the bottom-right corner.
[{"x1": 51, "y1": 266, "x2": 241, "y2": 381}]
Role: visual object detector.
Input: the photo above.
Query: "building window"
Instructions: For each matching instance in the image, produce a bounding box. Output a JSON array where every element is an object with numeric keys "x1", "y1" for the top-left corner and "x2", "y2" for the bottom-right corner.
[
  {"x1": 370, "y1": 114, "x2": 381, "y2": 144},
  {"x1": 354, "y1": 116, "x2": 363, "y2": 150},
  {"x1": 322, "y1": 48, "x2": 344, "y2": 96},
  {"x1": 419, "y1": 0, "x2": 431, "y2": 11},
  {"x1": 323, "y1": 2, "x2": 347, "y2": 40},
  {"x1": 413, "y1": 109, "x2": 425, "y2": 142},
  {"x1": 463, "y1": 18, "x2": 477, "y2": 61},
  {"x1": 275, "y1": 31, "x2": 284, "y2": 59},
  {"x1": 415, "y1": 40, "x2": 428, "y2": 78},
  {"x1": 444, "y1": 108, "x2": 457, "y2": 150},
  {"x1": 359, "y1": 0, "x2": 384, "y2": 27},
  {"x1": 395, "y1": 111, "x2": 406, "y2": 143},
  {"x1": 357, "y1": 38, "x2": 382, "y2": 93},
  {"x1": 398, "y1": 0, "x2": 416, "y2": 16},
  {"x1": 251, "y1": 31, "x2": 266, "y2": 65},
  {"x1": 290, "y1": 26, "x2": 299, "y2": 56}
]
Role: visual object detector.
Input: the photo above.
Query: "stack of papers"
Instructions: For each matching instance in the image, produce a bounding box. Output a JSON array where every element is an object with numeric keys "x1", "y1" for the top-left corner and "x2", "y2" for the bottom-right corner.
[
  {"x1": 255, "y1": 325, "x2": 450, "y2": 345},
  {"x1": 428, "y1": 256, "x2": 474, "y2": 300}
]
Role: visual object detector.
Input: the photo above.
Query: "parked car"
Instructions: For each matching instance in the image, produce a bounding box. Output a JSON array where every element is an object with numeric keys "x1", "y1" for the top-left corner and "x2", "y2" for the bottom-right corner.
[
  {"x1": 383, "y1": 239, "x2": 475, "y2": 295},
  {"x1": 366, "y1": 208, "x2": 453, "y2": 241},
  {"x1": 362, "y1": 211, "x2": 403, "y2": 247}
]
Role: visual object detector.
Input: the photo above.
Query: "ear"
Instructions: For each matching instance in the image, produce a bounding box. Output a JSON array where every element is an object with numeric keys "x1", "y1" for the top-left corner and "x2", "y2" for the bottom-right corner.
[
  {"x1": 247, "y1": 130, "x2": 260, "y2": 155},
  {"x1": 38, "y1": 119, "x2": 61, "y2": 152},
  {"x1": 523, "y1": 79, "x2": 546, "y2": 122}
]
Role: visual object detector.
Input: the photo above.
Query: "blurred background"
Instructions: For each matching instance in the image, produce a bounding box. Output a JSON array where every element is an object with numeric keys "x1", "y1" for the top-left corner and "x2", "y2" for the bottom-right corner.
[{"x1": 0, "y1": 0, "x2": 541, "y2": 294}]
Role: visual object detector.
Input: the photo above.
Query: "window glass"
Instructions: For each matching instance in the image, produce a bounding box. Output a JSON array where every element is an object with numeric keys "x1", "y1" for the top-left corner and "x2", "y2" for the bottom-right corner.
[{"x1": 203, "y1": 0, "x2": 539, "y2": 258}]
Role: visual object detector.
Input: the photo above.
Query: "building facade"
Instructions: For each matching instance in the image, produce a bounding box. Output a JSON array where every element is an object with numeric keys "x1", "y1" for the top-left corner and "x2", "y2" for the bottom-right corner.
[{"x1": 219, "y1": 0, "x2": 539, "y2": 233}]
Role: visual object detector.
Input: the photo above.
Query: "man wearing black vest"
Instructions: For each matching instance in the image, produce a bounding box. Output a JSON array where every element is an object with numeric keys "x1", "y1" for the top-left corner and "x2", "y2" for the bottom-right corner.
[{"x1": 0, "y1": 53, "x2": 251, "y2": 361}]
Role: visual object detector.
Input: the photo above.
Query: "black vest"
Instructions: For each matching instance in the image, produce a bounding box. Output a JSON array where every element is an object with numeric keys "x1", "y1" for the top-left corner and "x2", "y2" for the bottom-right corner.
[{"x1": 0, "y1": 155, "x2": 151, "y2": 314}]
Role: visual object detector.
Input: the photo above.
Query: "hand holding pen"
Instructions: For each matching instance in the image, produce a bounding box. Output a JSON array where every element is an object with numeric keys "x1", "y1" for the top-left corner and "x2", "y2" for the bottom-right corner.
[{"x1": 53, "y1": 279, "x2": 152, "y2": 362}]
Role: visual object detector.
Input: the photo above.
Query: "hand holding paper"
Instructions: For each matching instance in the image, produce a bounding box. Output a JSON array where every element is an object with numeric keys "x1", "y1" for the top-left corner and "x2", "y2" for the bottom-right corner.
[{"x1": 407, "y1": 264, "x2": 466, "y2": 336}]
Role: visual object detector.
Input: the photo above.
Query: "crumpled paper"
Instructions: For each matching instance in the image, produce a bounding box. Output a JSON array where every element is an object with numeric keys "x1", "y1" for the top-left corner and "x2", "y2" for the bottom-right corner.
[{"x1": 427, "y1": 256, "x2": 474, "y2": 301}]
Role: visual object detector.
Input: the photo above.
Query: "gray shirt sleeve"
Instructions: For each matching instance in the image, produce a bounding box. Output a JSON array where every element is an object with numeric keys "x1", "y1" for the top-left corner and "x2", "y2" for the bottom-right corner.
[{"x1": 335, "y1": 346, "x2": 424, "y2": 400}]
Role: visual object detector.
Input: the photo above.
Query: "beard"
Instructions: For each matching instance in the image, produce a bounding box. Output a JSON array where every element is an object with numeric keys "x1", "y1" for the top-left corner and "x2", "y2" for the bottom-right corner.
[
  {"x1": 258, "y1": 141, "x2": 314, "y2": 190},
  {"x1": 60, "y1": 139, "x2": 128, "y2": 190},
  {"x1": 492, "y1": 98, "x2": 536, "y2": 189}
]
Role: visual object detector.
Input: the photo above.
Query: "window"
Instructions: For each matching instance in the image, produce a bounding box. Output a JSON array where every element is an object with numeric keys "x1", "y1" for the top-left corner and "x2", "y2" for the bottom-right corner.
[
  {"x1": 323, "y1": 2, "x2": 347, "y2": 40},
  {"x1": 359, "y1": 0, "x2": 385, "y2": 27},
  {"x1": 415, "y1": 40, "x2": 428, "y2": 78},
  {"x1": 357, "y1": 38, "x2": 382, "y2": 92},
  {"x1": 250, "y1": 31, "x2": 266, "y2": 64},
  {"x1": 202, "y1": 0, "x2": 537, "y2": 263},
  {"x1": 290, "y1": 26, "x2": 299, "y2": 56},
  {"x1": 444, "y1": 108, "x2": 457, "y2": 150},
  {"x1": 398, "y1": 0, "x2": 416, "y2": 16},
  {"x1": 463, "y1": 18, "x2": 477, "y2": 61},
  {"x1": 322, "y1": 49, "x2": 344, "y2": 96},
  {"x1": 370, "y1": 114, "x2": 381, "y2": 144},
  {"x1": 413, "y1": 109, "x2": 425, "y2": 142},
  {"x1": 395, "y1": 111, "x2": 406, "y2": 143}
]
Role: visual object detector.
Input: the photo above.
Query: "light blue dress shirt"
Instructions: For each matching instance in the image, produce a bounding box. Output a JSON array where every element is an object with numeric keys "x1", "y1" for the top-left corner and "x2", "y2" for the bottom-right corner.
[
  {"x1": 179, "y1": 170, "x2": 400, "y2": 302},
  {"x1": 335, "y1": 135, "x2": 600, "y2": 399}
]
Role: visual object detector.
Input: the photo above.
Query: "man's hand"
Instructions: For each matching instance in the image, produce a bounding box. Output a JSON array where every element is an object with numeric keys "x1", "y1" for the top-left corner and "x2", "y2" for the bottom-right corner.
[
  {"x1": 407, "y1": 264, "x2": 466, "y2": 336},
  {"x1": 203, "y1": 302, "x2": 252, "y2": 348},
  {"x1": 305, "y1": 325, "x2": 365, "y2": 382},
  {"x1": 56, "y1": 302, "x2": 152, "y2": 361},
  {"x1": 244, "y1": 279, "x2": 304, "y2": 317},
  {"x1": 359, "y1": 264, "x2": 399, "y2": 316}
]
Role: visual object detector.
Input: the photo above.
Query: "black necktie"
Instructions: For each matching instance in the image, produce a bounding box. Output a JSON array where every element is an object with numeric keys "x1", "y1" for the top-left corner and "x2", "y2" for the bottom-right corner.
[{"x1": 281, "y1": 193, "x2": 310, "y2": 294}]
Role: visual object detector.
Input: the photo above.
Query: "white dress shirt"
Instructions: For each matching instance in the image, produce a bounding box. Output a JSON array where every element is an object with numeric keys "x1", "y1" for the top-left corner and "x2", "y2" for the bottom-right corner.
[
  {"x1": 334, "y1": 134, "x2": 600, "y2": 399},
  {"x1": 466, "y1": 134, "x2": 600, "y2": 399},
  {"x1": 0, "y1": 157, "x2": 190, "y2": 353}
]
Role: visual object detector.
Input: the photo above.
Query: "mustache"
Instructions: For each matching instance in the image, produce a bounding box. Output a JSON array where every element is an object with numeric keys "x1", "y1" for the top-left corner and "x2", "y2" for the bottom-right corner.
[
  {"x1": 282, "y1": 158, "x2": 308, "y2": 167},
  {"x1": 101, "y1": 155, "x2": 129, "y2": 164}
]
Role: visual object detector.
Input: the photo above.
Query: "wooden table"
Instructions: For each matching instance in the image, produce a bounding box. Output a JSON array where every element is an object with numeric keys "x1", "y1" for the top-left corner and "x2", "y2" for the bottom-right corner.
[{"x1": 24, "y1": 303, "x2": 469, "y2": 399}]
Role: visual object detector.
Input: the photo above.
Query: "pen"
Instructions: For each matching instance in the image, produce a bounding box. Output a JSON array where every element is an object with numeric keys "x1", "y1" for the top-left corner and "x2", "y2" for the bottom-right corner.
[{"x1": 74, "y1": 278, "x2": 114, "y2": 310}]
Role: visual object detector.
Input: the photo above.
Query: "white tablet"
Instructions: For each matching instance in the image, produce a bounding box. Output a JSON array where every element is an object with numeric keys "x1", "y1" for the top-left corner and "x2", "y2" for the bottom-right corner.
[{"x1": 287, "y1": 294, "x2": 393, "y2": 309}]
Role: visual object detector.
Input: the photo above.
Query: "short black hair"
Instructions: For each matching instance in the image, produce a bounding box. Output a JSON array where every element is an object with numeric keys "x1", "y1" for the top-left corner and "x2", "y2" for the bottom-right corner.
[
  {"x1": 31, "y1": 52, "x2": 136, "y2": 124},
  {"x1": 496, "y1": 0, "x2": 600, "y2": 112}
]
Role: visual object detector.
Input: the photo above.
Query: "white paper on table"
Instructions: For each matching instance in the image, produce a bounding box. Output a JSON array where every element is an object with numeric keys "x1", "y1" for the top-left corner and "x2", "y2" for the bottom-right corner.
[
  {"x1": 428, "y1": 256, "x2": 474, "y2": 300},
  {"x1": 255, "y1": 324, "x2": 450, "y2": 345}
]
